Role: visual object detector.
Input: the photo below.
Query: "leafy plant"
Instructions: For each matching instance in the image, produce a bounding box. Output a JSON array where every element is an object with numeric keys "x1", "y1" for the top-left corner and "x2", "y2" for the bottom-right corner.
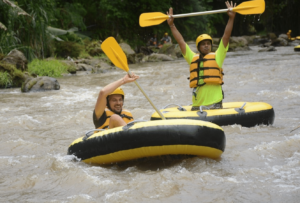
[
  {"x1": 0, "y1": 71, "x2": 12, "y2": 88},
  {"x1": 54, "y1": 41, "x2": 83, "y2": 58},
  {"x1": 28, "y1": 59, "x2": 69, "y2": 77}
]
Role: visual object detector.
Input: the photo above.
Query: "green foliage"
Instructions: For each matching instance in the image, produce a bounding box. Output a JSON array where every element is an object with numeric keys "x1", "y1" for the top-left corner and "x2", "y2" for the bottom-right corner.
[
  {"x1": 85, "y1": 40, "x2": 103, "y2": 56},
  {"x1": 79, "y1": 50, "x2": 92, "y2": 59},
  {"x1": 0, "y1": 53, "x2": 5, "y2": 60},
  {"x1": 0, "y1": 61, "x2": 25, "y2": 87},
  {"x1": 54, "y1": 41, "x2": 83, "y2": 58},
  {"x1": 0, "y1": 71, "x2": 12, "y2": 88},
  {"x1": 28, "y1": 59, "x2": 69, "y2": 77},
  {"x1": 67, "y1": 65, "x2": 77, "y2": 74},
  {"x1": 1, "y1": 0, "x2": 300, "y2": 60},
  {"x1": 52, "y1": 2, "x2": 86, "y2": 30},
  {"x1": 59, "y1": 32, "x2": 84, "y2": 44}
]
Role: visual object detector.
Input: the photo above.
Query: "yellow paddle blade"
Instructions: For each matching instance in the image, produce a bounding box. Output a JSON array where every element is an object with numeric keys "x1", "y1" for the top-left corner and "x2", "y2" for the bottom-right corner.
[
  {"x1": 233, "y1": 0, "x2": 265, "y2": 15},
  {"x1": 139, "y1": 12, "x2": 169, "y2": 27},
  {"x1": 101, "y1": 37, "x2": 129, "y2": 72}
]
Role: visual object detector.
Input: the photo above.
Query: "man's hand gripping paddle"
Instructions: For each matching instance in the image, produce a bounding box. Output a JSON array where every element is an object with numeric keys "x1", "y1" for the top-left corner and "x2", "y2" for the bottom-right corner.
[{"x1": 101, "y1": 37, "x2": 166, "y2": 120}]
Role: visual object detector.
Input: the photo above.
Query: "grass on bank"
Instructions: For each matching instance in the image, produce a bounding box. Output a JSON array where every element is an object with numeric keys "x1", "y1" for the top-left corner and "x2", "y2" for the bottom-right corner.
[
  {"x1": 28, "y1": 59, "x2": 74, "y2": 77},
  {"x1": 0, "y1": 71, "x2": 12, "y2": 88}
]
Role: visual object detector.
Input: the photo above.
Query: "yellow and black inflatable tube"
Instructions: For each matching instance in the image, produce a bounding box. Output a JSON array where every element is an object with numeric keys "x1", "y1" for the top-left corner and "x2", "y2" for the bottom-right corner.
[
  {"x1": 294, "y1": 45, "x2": 300, "y2": 52},
  {"x1": 151, "y1": 102, "x2": 275, "y2": 128},
  {"x1": 67, "y1": 119, "x2": 225, "y2": 164}
]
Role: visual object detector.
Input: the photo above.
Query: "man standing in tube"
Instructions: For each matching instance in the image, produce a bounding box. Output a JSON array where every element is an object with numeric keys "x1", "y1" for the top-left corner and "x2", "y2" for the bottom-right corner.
[{"x1": 167, "y1": 1, "x2": 236, "y2": 110}]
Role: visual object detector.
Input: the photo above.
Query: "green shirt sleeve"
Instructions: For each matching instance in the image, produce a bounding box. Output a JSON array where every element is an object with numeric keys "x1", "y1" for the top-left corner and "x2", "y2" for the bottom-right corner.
[
  {"x1": 215, "y1": 39, "x2": 229, "y2": 68},
  {"x1": 182, "y1": 44, "x2": 196, "y2": 65}
]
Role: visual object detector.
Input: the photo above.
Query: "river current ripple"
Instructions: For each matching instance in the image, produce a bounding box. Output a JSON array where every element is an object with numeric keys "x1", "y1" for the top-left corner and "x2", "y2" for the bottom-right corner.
[{"x1": 0, "y1": 46, "x2": 300, "y2": 202}]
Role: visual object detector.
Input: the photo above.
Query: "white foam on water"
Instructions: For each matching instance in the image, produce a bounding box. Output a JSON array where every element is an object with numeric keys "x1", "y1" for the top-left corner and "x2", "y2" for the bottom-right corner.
[
  {"x1": 253, "y1": 140, "x2": 281, "y2": 151},
  {"x1": 7, "y1": 157, "x2": 21, "y2": 165},
  {"x1": 256, "y1": 89, "x2": 274, "y2": 97},
  {"x1": 0, "y1": 155, "x2": 36, "y2": 159},
  {"x1": 67, "y1": 194, "x2": 94, "y2": 201},
  {"x1": 248, "y1": 134, "x2": 300, "y2": 192},
  {"x1": 61, "y1": 110, "x2": 92, "y2": 125},
  {"x1": 275, "y1": 184, "x2": 300, "y2": 192},
  {"x1": 123, "y1": 93, "x2": 142, "y2": 100},
  {"x1": 18, "y1": 114, "x2": 41, "y2": 123},
  {"x1": 286, "y1": 88, "x2": 300, "y2": 97},
  {"x1": 0, "y1": 89, "x2": 20, "y2": 94},
  {"x1": 81, "y1": 168, "x2": 115, "y2": 187},
  {"x1": 225, "y1": 177, "x2": 240, "y2": 183},
  {"x1": 6, "y1": 138, "x2": 40, "y2": 146},
  {"x1": 0, "y1": 107, "x2": 10, "y2": 112},
  {"x1": 15, "y1": 115, "x2": 41, "y2": 130},
  {"x1": 104, "y1": 189, "x2": 130, "y2": 202},
  {"x1": 40, "y1": 88, "x2": 96, "y2": 106},
  {"x1": 0, "y1": 155, "x2": 36, "y2": 166},
  {"x1": 52, "y1": 154, "x2": 79, "y2": 170},
  {"x1": 195, "y1": 171, "x2": 225, "y2": 183},
  {"x1": 41, "y1": 102, "x2": 53, "y2": 107}
]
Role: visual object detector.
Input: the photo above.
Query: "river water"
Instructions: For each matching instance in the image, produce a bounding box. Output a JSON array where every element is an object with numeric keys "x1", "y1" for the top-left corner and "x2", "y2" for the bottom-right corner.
[{"x1": 1, "y1": 46, "x2": 300, "y2": 202}]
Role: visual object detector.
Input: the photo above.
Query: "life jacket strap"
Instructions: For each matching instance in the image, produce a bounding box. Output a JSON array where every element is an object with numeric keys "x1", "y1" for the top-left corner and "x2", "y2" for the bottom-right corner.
[{"x1": 120, "y1": 114, "x2": 133, "y2": 120}]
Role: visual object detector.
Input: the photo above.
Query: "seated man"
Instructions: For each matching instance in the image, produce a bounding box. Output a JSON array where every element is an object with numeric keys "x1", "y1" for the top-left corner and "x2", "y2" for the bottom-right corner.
[
  {"x1": 158, "y1": 32, "x2": 172, "y2": 48},
  {"x1": 148, "y1": 34, "x2": 158, "y2": 46},
  {"x1": 93, "y1": 73, "x2": 139, "y2": 129},
  {"x1": 161, "y1": 32, "x2": 172, "y2": 43}
]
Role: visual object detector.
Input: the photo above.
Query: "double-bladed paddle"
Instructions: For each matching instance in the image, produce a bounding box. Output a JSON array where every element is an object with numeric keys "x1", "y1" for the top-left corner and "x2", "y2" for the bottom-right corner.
[
  {"x1": 101, "y1": 37, "x2": 166, "y2": 120},
  {"x1": 139, "y1": 0, "x2": 265, "y2": 27}
]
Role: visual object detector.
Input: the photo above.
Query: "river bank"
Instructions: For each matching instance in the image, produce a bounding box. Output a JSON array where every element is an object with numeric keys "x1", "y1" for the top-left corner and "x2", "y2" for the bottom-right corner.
[{"x1": 1, "y1": 33, "x2": 300, "y2": 92}]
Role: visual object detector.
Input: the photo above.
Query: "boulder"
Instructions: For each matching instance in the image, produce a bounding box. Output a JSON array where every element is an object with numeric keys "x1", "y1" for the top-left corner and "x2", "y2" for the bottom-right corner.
[
  {"x1": 86, "y1": 40, "x2": 104, "y2": 56},
  {"x1": 0, "y1": 58, "x2": 31, "y2": 88},
  {"x1": 278, "y1": 34, "x2": 288, "y2": 40},
  {"x1": 2, "y1": 49, "x2": 28, "y2": 71},
  {"x1": 271, "y1": 38, "x2": 288, "y2": 46},
  {"x1": 127, "y1": 53, "x2": 145, "y2": 64},
  {"x1": 21, "y1": 76, "x2": 60, "y2": 92},
  {"x1": 76, "y1": 63, "x2": 94, "y2": 71},
  {"x1": 267, "y1": 33, "x2": 277, "y2": 41},
  {"x1": 139, "y1": 46, "x2": 154, "y2": 55},
  {"x1": 230, "y1": 36, "x2": 249, "y2": 47},
  {"x1": 158, "y1": 43, "x2": 182, "y2": 58},
  {"x1": 186, "y1": 41, "x2": 198, "y2": 53},
  {"x1": 67, "y1": 58, "x2": 113, "y2": 73},
  {"x1": 242, "y1": 35, "x2": 258, "y2": 45},
  {"x1": 252, "y1": 37, "x2": 269, "y2": 45},
  {"x1": 262, "y1": 42, "x2": 272, "y2": 47},
  {"x1": 212, "y1": 38, "x2": 220, "y2": 45},
  {"x1": 119, "y1": 42, "x2": 135, "y2": 55},
  {"x1": 234, "y1": 46, "x2": 251, "y2": 51},
  {"x1": 144, "y1": 53, "x2": 174, "y2": 62}
]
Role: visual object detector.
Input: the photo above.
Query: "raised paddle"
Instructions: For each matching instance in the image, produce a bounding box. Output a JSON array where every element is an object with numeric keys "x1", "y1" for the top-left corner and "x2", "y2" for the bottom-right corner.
[
  {"x1": 101, "y1": 37, "x2": 166, "y2": 120},
  {"x1": 139, "y1": 0, "x2": 265, "y2": 27}
]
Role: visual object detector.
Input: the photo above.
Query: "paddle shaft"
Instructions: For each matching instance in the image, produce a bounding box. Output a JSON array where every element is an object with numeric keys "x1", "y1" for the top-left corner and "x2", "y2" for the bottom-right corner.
[
  {"x1": 290, "y1": 124, "x2": 300, "y2": 133},
  {"x1": 172, "y1": 8, "x2": 231, "y2": 19},
  {"x1": 127, "y1": 70, "x2": 166, "y2": 120}
]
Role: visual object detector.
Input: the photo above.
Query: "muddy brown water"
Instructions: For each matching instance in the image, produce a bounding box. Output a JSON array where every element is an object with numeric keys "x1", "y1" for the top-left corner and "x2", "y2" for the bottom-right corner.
[{"x1": 1, "y1": 46, "x2": 300, "y2": 202}]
